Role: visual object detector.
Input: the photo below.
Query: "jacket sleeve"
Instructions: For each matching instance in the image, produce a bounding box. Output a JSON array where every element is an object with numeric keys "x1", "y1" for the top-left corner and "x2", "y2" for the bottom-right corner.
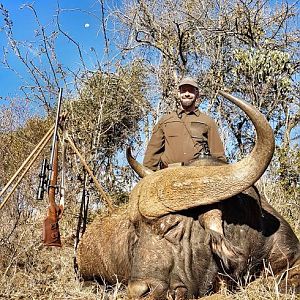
[
  {"x1": 208, "y1": 120, "x2": 226, "y2": 162},
  {"x1": 143, "y1": 121, "x2": 165, "y2": 171}
]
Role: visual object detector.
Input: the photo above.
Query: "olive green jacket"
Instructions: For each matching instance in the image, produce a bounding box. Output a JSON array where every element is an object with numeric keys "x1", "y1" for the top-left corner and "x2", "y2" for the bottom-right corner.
[{"x1": 143, "y1": 109, "x2": 226, "y2": 171}]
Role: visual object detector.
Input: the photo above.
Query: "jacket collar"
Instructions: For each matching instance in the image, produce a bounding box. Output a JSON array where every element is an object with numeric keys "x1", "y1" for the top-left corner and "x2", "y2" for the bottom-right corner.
[{"x1": 177, "y1": 107, "x2": 200, "y2": 118}]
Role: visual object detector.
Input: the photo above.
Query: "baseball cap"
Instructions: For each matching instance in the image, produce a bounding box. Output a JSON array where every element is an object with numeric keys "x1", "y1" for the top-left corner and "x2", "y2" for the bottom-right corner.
[{"x1": 178, "y1": 77, "x2": 199, "y2": 89}]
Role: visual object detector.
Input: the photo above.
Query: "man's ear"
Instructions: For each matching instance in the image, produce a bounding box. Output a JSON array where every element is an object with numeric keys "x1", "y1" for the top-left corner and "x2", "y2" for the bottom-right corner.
[{"x1": 177, "y1": 91, "x2": 181, "y2": 99}]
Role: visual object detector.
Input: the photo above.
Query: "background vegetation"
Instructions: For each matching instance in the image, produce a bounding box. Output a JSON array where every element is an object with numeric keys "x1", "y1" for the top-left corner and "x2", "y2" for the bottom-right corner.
[{"x1": 0, "y1": 0, "x2": 299, "y2": 299}]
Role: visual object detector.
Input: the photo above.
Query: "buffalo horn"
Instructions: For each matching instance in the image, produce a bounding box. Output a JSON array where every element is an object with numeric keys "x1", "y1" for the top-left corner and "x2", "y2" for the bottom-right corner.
[
  {"x1": 126, "y1": 147, "x2": 154, "y2": 178},
  {"x1": 129, "y1": 91, "x2": 275, "y2": 220}
]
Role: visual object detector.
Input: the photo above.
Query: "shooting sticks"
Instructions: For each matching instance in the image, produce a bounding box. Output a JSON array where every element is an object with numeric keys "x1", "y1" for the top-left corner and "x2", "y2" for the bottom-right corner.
[{"x1": 0, "y1": 125, "x2": 55, "y2": 210}]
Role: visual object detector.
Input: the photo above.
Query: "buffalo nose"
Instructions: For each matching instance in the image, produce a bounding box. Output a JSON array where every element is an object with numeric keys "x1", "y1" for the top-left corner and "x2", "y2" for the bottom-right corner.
[{"x1": 128, "y1": 280, "x2": 150, "y2": 298}]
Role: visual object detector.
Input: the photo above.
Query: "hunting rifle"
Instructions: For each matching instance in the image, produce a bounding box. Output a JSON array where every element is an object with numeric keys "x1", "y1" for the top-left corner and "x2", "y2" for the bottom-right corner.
[{"x1": 38, "y1": 88, "x2": 64, "y2": 247}]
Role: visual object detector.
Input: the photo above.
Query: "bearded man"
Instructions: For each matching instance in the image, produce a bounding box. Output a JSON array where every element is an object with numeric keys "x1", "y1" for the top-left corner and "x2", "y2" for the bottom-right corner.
[{"x1": 143, "y1": 77, "x2": 226, "y2": 170}]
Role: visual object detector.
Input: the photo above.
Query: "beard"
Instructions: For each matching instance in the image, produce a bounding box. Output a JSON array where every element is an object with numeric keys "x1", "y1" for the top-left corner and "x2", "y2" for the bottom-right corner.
[{"x1": 180, "y1": 97, "x2": 195, "y2": 108}]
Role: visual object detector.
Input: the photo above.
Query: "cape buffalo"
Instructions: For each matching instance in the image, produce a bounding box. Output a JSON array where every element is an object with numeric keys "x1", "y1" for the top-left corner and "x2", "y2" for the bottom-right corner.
[{"x1": 77, "y1": 91, "x2": 300, "y2": 299}]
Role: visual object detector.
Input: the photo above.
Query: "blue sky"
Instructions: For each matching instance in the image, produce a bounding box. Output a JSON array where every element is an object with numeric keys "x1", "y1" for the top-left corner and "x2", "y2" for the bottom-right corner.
[
  {"x1": 0, "y1": 1, "x2": 116, "y2": 102},
  {"x1": 0, "y1": 1, "x2": 298, "y2": 152}
]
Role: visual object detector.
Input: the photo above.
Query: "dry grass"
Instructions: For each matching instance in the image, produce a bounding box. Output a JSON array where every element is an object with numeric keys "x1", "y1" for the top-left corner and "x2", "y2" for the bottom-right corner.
[
  {"x1": 0, "y1": 181, "x2": 299, "y2": 300},
  {"x1": 202, "y1": 267, "x2": 299, "y2": 300}
]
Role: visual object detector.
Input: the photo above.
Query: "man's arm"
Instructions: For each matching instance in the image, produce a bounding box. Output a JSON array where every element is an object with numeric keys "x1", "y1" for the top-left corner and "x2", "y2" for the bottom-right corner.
[
  {"x1": 143, "y1": 122, "x2": 165, "y2": 171},
  {"x1": 208, "y1": 120, "x2": 226, "y2": 161}
]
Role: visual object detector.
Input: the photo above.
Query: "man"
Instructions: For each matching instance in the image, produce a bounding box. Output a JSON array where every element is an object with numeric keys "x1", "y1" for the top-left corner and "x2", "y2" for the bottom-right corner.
[
  {"x1": 143, "y1": 77, "x2": 241, "y2": 268},
  {"x1": 143, "y1": 77, "x2": 226, "y2": 170}
]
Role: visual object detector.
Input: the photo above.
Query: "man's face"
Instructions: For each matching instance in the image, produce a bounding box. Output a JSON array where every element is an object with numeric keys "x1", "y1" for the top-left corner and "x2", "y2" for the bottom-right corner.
[{"x1": 178, "y1": 84, "x2": 199, "y2": 109}]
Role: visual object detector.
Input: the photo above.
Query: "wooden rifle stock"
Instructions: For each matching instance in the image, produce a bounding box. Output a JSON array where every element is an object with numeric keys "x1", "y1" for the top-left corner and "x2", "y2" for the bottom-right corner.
[{"x1": 43, "y1": 141, "x2": 63, "y2": 247}]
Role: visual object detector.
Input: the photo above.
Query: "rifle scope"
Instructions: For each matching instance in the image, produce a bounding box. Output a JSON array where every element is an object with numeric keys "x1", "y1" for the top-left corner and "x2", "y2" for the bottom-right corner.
[{"x1": 36, "y1": 158, "x2": 48, "y2": 201}]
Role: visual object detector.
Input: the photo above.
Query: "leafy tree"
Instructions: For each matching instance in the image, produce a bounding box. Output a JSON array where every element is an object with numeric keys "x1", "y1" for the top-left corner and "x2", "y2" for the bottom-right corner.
[{"x1": 64, "y1": 61, "x2": 150, "y2": 203}]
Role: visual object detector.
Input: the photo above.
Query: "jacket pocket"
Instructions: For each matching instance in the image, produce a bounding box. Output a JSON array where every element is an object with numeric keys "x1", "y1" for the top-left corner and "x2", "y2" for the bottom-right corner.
[
  {"x1": 190, "y1": 121, "x2": 208, "y2": 141},
  {"x1": 164, "y1": 120, "x2": 181, "y2": 137}
]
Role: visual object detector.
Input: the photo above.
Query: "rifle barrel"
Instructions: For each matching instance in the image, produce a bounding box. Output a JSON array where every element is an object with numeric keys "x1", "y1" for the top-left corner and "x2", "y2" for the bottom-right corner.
[{"x1": 48, "y1": 88, "x2": 63, "y2": 183}]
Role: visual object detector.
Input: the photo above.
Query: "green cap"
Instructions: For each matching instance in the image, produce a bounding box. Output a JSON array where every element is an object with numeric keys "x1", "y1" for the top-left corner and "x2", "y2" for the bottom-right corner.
[{"x1": 178, "y1": 77, "x2": 199, "y2": 89}]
